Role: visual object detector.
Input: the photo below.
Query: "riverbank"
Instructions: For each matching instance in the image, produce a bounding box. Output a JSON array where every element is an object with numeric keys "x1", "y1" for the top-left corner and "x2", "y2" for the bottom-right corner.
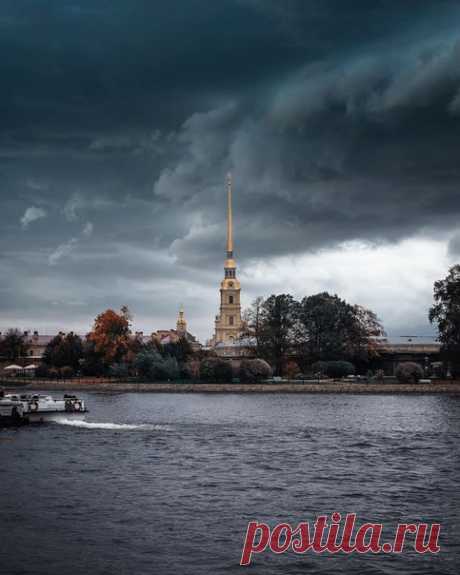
[{"x1": 3, "y1": 379, "x2": 460, "y2": 394}]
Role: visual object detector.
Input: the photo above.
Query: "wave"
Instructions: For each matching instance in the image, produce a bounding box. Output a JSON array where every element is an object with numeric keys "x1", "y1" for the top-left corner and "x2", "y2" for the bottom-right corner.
[{"x1": 51, "y1": 418, "x2": 171, "y2": 431}]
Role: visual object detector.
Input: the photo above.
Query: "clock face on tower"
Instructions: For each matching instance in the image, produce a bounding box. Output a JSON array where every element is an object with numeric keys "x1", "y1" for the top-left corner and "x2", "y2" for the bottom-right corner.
[{"x1": 229, "y1": 282, "x2": 233, "y2": 287}]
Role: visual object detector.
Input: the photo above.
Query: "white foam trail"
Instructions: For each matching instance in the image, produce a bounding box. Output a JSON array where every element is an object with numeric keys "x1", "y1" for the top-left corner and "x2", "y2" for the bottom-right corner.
[{"x1": 52, "y1": 418, "x2": 170, "y2": 431}]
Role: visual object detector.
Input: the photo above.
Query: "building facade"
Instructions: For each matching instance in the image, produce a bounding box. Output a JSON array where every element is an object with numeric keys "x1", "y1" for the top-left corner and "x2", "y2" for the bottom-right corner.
[
  {"x1": 150, "y1": 306, "x2": 201, "y2": 352},
  {"x1": 371, "y1": 339, "x2": 441, "y2": 375},
  {"x1": 211, "y1": 174, "x2": 243, "y2": 345}
]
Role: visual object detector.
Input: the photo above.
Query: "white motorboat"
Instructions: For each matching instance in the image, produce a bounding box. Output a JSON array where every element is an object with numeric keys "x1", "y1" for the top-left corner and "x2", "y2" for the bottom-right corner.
[{"x1": 2, "y1": 393, "x2": 88, "y2": 424}]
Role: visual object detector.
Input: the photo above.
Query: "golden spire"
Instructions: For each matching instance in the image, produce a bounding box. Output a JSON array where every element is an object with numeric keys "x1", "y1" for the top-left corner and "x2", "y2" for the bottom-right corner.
[{"x1": 226, "y1": 172, "x2": 233, "y2": 258}]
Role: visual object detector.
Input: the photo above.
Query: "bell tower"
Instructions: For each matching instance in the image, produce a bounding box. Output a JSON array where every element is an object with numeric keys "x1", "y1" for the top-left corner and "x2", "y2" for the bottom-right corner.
[
  {"x1": 176, "y1": 304, "x2": 187, "y2": 336},
  {"x1": 213, "y1": 173, "x2": 243, "y2": 344}
]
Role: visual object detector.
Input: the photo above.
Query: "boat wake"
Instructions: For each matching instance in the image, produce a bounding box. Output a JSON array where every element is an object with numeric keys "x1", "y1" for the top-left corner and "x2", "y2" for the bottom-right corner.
[{"x1": 51, "y1": 418, "x2": 171, "y2": 431}]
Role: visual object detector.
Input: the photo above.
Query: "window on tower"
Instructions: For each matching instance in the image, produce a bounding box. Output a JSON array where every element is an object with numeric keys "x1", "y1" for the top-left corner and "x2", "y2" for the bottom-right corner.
[
  {"x1": 229, "y1": 316, "x2": 234, "y2": 326},
  {"x1": 229, "y1": 295, "x2": 234, "y2": 304}
]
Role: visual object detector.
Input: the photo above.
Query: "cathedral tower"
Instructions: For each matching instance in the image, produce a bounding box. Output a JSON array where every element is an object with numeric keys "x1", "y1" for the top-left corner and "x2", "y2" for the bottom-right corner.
[
  {"x1": 176, "y1": 304, "x2": 187, "y2": 336},
  {"x1": 213, "y1": 173, "x2": 243, "y2": 344}
]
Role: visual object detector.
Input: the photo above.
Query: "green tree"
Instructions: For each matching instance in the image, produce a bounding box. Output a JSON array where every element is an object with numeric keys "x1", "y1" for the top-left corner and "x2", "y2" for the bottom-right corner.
[
  {"x1": 429, "y1": 265, "x2": 460, "y2": 376},
  {"x1": 296, "y1": 293, "x2": 384, "y2": 370},
  {"x1": 42, "y1": 332, "x2": 84, "y2": 370},
  {"x1": 109, "y1": 363, "x2": 130, "y2": 378},
  {"x1": 249, "y1": 294, "x2": 298, "y2": 376},
  {"x1": 0, "y1": 329, "x2": 29, "y2": 361},
  {"x1": 157, "y1": 356, "x2": 180, "y2": 380},
  {"x1": 199, "y1": 357, "x2": 233, "y2": 382},
  {"x1": 162, "y1": 336, "x2": 193, "y2": 363},
  {"x1": 80, "y1": 339, "x2": 106, "y2": 376},
  {"x1": 134, "y1": 348, "x2": 179, "y2": 381},
  {"x1": 133, "y1": 348, "x2": 160, "y2": 379}
]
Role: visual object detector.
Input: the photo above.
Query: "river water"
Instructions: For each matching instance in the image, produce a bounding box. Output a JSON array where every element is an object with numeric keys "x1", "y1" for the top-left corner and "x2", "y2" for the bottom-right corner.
[{"x1": 1, "y1": 392, "x2": 459, "y2": 575}]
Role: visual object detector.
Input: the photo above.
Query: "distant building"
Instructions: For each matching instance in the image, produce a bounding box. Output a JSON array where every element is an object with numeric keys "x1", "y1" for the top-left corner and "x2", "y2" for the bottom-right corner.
[
  {"x1": 17, "y1": 331, "x2": 54, "y2": 360},
  {"x1": 212, "y1": 339, "x2": 255, "y2": 361},
  {"x1": 151, "y1": 306, "x2": 202, "y2": 352},
  {"x1": 373, "y1": 337, "x2": 441, "y2": 375},
  {"x1": 209, "y1": 174, "x2": 244, "y2": 346},
  {"x1": 0, "y1": 330, "x2": 61, "y2": 367}
]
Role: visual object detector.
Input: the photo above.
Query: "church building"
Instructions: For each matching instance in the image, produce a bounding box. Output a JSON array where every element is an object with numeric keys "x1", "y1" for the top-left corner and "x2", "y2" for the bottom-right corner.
[
  {"x1": 151, "y1": 305, "x2": 201, "y2": 352},
  {"x1": 211, "y1": 174, "x2": 243, "y2": 345}
]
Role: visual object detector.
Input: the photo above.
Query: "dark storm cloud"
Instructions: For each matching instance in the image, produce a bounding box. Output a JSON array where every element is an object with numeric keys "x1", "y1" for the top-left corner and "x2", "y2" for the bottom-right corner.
[
  {"x1": 156, "y1": 31, "x2": 460, "y2": 264},
  {"x1": 1, "y1": 0, "x2": 460, "y2": 338}
]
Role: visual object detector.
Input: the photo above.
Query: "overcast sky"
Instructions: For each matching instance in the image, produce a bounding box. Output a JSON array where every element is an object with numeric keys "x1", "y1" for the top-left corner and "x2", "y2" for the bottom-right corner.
[{"x1": 1, "y1": 0, "x2": 460, "y2": 342}]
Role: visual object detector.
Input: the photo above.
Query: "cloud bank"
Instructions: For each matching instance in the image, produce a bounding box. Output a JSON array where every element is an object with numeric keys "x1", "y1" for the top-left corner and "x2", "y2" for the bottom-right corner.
[{"x1": 1, "y1": 1, "x2": 460, "y2": 340}]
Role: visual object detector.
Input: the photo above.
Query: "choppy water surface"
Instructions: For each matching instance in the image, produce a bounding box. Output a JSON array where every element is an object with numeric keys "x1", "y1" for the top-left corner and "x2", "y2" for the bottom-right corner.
[{"x1": 1, "y1": 392, "x2": 459, "y2": 575}]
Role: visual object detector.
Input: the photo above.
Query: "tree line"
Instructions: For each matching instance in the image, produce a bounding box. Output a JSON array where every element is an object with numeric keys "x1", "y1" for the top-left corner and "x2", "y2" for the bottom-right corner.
[
  {"x1": 241, "y1": 292, "x2": 385, "y2": 376},
  {"x1": 0, "y1": 305, "x2": 271, "y2": 383},
  {"x1": 1, "y1": 264, "x2": 460, "y2": 380},
  {"x1": 239, "y1": 263, "x2": 460, "y2": 378},
  {"x1": 39, "y1": 306, "x2": 195, "y2": 379}
]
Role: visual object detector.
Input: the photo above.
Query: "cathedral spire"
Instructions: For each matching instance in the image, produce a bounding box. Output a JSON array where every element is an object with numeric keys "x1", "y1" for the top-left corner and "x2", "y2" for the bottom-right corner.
[
  {"x1": 226, "y1": 172, "x2": 233, "y2": 258},
  {"x1": 212, "y1": 173, "x2": 242, "y2": 346}
]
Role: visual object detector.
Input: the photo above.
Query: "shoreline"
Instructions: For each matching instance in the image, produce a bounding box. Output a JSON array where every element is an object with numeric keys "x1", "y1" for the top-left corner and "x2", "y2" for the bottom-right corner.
[{"x1": 4, "y1": 380, "x2": 460, "y2": 394}]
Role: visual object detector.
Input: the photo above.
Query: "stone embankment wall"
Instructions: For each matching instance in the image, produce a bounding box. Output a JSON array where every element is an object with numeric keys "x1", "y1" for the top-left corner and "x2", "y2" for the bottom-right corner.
[{"x1": 2, "y1": 378, "x2": 460, "y2": 393}]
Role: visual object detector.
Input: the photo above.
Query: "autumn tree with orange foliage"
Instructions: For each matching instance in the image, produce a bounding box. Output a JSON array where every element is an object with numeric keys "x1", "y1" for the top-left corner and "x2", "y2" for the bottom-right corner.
[{"x1": 86, "y1": 306, "x2": 133, "y2": 366}]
